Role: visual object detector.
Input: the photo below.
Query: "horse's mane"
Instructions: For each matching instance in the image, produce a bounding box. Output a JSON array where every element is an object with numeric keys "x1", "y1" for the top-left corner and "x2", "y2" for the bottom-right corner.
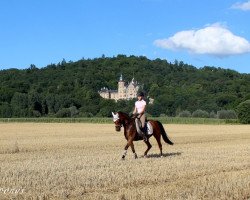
[
  {"x1": 117, "y1": 111, "x2": 132, "y2": 120},
  {"x1": 117, "y1": 111, "x2": 129, "y2": 117}
]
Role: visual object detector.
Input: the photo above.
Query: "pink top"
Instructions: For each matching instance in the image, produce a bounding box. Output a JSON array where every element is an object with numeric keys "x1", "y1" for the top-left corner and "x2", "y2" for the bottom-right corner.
[{"x1": 135, "y1": 100, "x2": 146, "y2": 114}]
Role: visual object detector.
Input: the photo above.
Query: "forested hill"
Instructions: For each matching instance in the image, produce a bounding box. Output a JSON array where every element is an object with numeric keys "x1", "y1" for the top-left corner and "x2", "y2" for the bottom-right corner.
[{"x1": 0, "y1": 55, "x2": 249, "y2": 118}]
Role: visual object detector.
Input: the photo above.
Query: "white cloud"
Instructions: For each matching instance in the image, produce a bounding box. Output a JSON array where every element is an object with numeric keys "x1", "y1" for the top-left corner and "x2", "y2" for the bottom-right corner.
[
  {"x1": 153, "y1": 23, "x2": 250, "y2": 57},
  {"x1": 231, "y1": 1, "x2": 250, "y2": 11}
]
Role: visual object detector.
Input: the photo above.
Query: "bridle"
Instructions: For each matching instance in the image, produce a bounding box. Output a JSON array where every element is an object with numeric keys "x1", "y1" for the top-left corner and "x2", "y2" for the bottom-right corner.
[
  {"x1": 114, "y1": 119, "x2": 122, "y2": 129},
  {"x1": 112, "y1": 112, "x2": 134, "y2": 132},
  {"x1": 112, "y1": 112, "x2": 122, "y2": 131}
]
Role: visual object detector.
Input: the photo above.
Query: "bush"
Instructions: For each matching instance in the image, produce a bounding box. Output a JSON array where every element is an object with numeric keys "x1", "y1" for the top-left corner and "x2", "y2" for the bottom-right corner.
[
  {"x1": 79, "y1": 112, "x2": 94, "y2": 118},
  {"x1": 192, "y1": 110, "x2": 209, "y2": 118},
  {"x1": 55, "y1": 108, "x2": 71, "y2": 118},
  {"x1": 79, "y1": 107, "x2": 94, "y2": 117},
  {"x1": 178, "y1": 110, "x2": 191, "y2": 118},
  {"x1": 32, "y1": 110, "x2": 42, "y2": 118},
  {"x1": 209, "y1": 111, "x2": 217, "y2": 118},
  {"x1": 217, "y1": 110, "x2": 237, "y2": 119},
  {"x1": 236, "y1": 100, "x2": 250, "y2": 124},
  {"x1": 69, "y1": 106, "x2": 79, "y2": 117}
]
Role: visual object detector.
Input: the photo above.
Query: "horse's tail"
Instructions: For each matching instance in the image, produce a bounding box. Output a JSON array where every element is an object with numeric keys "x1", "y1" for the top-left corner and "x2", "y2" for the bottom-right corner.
[{"x1": 156, "y1": 121, "x2": 174, "y2": 145}]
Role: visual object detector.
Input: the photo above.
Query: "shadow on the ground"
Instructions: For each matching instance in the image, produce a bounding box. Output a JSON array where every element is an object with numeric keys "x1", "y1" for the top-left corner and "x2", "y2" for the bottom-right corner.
[{"x1": 146, "y1": 152, "x2": 182, "y2": 158}]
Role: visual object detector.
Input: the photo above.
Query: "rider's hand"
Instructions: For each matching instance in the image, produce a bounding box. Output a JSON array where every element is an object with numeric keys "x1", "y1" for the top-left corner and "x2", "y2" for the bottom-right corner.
[{"x1": 132, "y1": 113, "x2": 139, "y2": 118}]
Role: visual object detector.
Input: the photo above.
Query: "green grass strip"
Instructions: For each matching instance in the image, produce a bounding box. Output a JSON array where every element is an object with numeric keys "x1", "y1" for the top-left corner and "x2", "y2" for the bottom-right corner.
[{"x1": 0, "y1": 117, "x2": 238, "y2": 124}]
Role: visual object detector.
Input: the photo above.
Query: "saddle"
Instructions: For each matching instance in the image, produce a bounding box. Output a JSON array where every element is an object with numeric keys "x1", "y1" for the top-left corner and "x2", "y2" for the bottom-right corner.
[{"x1": 134, "y1": 118, "x2": 153, "y2": 136}]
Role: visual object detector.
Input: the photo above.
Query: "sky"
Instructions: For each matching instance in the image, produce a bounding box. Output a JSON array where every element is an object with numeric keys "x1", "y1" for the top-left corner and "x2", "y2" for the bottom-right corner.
[{"x1": 0, "y1": 0, "x2": 250, "y2": 73}]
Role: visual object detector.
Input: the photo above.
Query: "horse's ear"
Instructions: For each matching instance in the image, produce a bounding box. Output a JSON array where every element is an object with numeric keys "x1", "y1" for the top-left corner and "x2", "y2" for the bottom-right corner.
[{"x1": 112, "y1": 112, "x2": 115, "y2": 117}]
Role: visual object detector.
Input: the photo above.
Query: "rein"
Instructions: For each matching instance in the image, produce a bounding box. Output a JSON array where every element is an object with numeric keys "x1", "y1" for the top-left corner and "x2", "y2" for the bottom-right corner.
[
  {"x1": 115, "y1": 117, "x2": 134, "y2": 130},
  {"x1": 121, "y1": 116, "x2": 136, "y2": 127}
]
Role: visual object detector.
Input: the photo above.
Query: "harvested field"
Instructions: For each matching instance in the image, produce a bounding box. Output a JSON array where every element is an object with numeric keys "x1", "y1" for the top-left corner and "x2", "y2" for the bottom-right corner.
[{"x1": 0, "y1": 123, "x2": 249, "y2": 199}]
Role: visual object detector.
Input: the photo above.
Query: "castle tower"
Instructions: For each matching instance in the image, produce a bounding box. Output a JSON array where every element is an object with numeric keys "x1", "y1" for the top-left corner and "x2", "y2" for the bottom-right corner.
[
  {"x1": 127, "y1": 77, "x2": 139, "y2": 99},
  {"x1": 118, "y1": 74, "x2": 126, "y2": 99}
]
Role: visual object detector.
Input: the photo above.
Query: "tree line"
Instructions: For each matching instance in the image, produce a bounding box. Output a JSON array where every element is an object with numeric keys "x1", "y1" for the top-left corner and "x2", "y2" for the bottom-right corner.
[{"x1": 0, "y1": 55, "x2": 249, "y2": 120}]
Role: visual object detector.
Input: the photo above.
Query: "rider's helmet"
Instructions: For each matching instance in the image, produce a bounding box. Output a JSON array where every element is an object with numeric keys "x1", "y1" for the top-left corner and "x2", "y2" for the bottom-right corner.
[{"x1": 137, "y1": 91, "x2": 144, "y2": 97}]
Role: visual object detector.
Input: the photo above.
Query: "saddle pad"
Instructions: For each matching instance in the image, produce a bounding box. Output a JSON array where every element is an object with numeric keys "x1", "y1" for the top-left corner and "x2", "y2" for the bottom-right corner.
[{"x1": 146, "y1": 121, "x2": 153, "y2": 135}]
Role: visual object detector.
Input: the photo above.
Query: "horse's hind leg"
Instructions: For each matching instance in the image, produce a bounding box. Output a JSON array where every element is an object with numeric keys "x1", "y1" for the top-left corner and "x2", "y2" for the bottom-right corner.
[
  {"x1": 144, "y1": 140, "x2": 152, "y2": 157},
  {"x1": 155, "y1": 135, "x2": 163, "y2": 157}
]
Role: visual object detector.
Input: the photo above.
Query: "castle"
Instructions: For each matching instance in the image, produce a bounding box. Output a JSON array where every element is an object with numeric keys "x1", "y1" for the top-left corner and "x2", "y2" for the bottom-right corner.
[{"x1": 99, "y1": 75, "x2": 140, "y2": 101}]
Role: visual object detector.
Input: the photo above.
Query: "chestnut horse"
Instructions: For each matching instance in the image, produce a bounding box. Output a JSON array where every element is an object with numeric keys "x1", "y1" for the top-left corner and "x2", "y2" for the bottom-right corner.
[{"x1": 112, "y1": 111, "x2": 173, "y2": 159}]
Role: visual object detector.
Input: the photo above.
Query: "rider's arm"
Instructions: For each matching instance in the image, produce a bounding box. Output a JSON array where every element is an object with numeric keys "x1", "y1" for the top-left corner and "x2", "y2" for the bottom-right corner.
[{"x1": 133, "y1": 106, "x2": 137, "y2": 114}]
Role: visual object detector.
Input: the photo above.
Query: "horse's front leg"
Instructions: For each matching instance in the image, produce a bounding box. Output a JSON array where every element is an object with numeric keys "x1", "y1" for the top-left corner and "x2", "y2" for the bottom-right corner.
[
  {"x1": 122, "y1": 139, "x2": 137, "y2": 159},
  {"x1": 122, "y1": 143, "x2": 129, "y2": 160},
  {"x1": 130, "y1": 142, "x2": 138, "y2": 159}
]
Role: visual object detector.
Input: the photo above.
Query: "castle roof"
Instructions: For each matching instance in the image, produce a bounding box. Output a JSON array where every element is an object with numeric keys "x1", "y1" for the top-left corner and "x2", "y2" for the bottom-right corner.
[
  {"x1": 99, "y1": 87, "x2": 109, "y2": 92},
  {"x1": 127, "y1": 78, "x2": 139, "y2": 87},
  {"x1": 119, "y1": 74, "x2": 125, "y2": 82},
  {"x1": 109, "y1": 90, "x2": 118, "y2": 93}
]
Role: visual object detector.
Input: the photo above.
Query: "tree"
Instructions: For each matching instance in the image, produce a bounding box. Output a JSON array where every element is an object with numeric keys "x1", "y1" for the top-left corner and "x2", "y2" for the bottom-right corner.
[
  {"x1": 11, "y1": 92, "x2": 29, "y2": 117},
  {"x1": 97, "y1": 99, "x2": 115, "y2": 117},
  {"x1": 147, "y1": 102, "x2": 163, "y2": 117},
  {"x1": 237, "y1": 100, "x2": 250, "y2": 124},
  {"x1": 216, "y1": 94, "x2": 237, "y2": 109},
  {"x1": 0, "y1": 55, "x2": 249, "y2": 118},
  {"x1": 0, "y1": 102, "x2": 12, "y2": 117},
  {"x1": 29, "y1": 64, "x2": 38, "y2": 70},
  {"x1": 0, "y1": 87, "x2": 15, "y2": 103},
  {"x1": 28, "y1": 92, "x2": 43, "y2": 117},
  {"x1": 148, "y1": 84, "x2": 160, "y2": 98}
]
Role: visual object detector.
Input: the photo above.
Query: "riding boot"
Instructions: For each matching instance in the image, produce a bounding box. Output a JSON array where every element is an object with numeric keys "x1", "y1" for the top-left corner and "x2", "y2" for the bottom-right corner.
[
  {"x1": 135, "y1": 118, "x2": 147, "y2": 141},
  {"x1": 140, "y1": 126, "x2": 147, "y2": 142}
]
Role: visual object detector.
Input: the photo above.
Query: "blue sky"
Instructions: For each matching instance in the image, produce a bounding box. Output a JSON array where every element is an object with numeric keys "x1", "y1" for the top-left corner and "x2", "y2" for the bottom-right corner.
[{"x1": 0, "y1": 0, "x2": 250, "y2": 73}]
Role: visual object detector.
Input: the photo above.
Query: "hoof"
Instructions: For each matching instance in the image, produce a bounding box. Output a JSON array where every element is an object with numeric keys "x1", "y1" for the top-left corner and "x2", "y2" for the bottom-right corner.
[{"x1": 134, "y1": 153, "x2": 138, "y2": 159}]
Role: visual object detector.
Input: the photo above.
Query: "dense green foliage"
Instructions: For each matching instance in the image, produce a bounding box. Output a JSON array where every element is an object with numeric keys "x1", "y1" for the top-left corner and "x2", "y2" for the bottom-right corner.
[
  {"x1": 236, "y1": 100, "x2": 250, "y2": 124},
  {"x1": 0, "y1": 55, "x2": 249, "y2": 118}
]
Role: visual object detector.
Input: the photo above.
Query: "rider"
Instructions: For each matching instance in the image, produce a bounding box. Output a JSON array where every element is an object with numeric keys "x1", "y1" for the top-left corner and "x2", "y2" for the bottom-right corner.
[{"x1": 133, "y1": 91, "x2": 147, "y2": 141}]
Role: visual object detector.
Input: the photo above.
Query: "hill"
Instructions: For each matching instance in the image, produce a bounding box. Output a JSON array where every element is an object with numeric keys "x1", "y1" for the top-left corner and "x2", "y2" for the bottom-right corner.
[{"x1": 0, "y1": 55, "x2": 249, "y2": 117}]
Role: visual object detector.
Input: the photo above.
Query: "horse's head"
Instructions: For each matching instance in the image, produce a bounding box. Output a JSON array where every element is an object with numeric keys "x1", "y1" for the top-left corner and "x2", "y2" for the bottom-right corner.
[{"x1": 112, "y1": 112, "x2": 122, "y2": 132}]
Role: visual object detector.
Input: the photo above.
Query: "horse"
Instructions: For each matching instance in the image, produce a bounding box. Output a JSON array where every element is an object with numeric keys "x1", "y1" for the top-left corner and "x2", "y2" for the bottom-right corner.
[{"x1": 112, "y1": 111, "x2": 173, "y2": 159}]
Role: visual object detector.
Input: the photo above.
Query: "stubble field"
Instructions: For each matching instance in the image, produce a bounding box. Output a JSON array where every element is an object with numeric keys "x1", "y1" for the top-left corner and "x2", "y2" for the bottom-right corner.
[{"x1": 0, "y1": 123, "x2": 249, "y2": 200}]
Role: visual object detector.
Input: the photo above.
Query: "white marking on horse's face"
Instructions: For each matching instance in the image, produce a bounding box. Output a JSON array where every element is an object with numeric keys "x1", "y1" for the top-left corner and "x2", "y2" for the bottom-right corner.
[{"x1": 112, "y1": 112, "x2": 119, "y2": 122}]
